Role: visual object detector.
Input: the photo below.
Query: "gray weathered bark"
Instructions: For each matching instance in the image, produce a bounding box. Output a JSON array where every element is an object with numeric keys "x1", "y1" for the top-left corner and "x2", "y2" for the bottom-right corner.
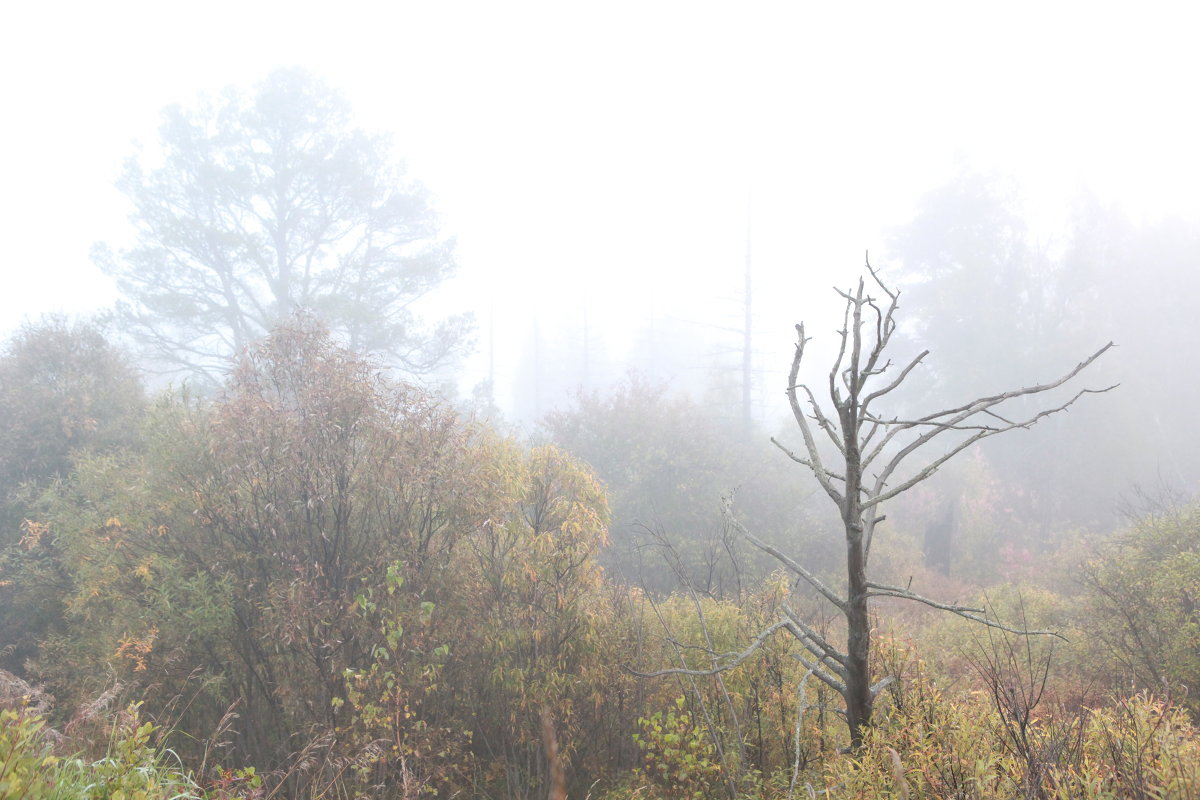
[{"x1": 635, "y1": 259, "x2": 1114, "y2": 750}]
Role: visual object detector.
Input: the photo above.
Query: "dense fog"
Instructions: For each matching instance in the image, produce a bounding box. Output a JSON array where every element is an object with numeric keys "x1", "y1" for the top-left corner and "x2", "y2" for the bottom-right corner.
[{"x1": 4, "y1": 5, "x2": 1200, "y2": 798}]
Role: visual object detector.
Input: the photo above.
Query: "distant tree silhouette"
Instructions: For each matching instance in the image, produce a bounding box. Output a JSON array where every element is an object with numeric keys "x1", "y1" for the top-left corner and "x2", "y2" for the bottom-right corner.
[{"x1": 95, "y1": 68, "x2": 470, "y2": 382}]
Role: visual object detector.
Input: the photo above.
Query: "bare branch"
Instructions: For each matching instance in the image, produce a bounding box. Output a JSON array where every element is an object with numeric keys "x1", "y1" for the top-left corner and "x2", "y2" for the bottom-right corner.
[
  {"x1": 866, "y1": 380, "x2": 1118, "y2": 509},
  {"x1": 725, "y1": 499, "x2": 847, "y2": 612},
  {"x1": 983, "y1": 408, "x2": 1018, "y2": 426},
  {"x1": 866, "y1": 582, "x2": 1067, "y2": 641},
  {"x1": 797, "y1": 382, "x2": 845, "y2": 455},
  {"x1": 860, "y1": 350, "x2": 928, "y2": 419},
  {"x1": 781, "y1": 602, "x2": 848, "y2": 670},
  {"x1": 785, "y1": 324, "x2": 845, "y2": 505},
  {"x1": 863, "y1": 256, "x2": 896, "y2": 302},
  {"x1": 862, "y1": 343, "x2": 1115, "y2": 473},
  {"x1": 861, "y1": 357, "x2": 892, "y2": 381},
  {"x1": 901, "y1": 342, "x2": 1113, "y2": 434},
  {"x1": 635, "y1": 578, "x2": 737, "y2": 779},
  {"x1": 862, "y1": 513, "x2": 886, "y2": 564},
  {"x1": 828, "y1": 303, "x2": 852, "y2": 407},
  {"x1": 770, "y1": 437, "x2": 846, "y2": 483},
  {"x1": 790, "y1": 650, "x2": 848, "y2": 695},
  {"x1": 858, "y1": 265, "x2": 900, "y2": 384},
  {"x1": 860, "y1": 416, "x2": 883, "y2": 453},
  {"x1": 626, "y1": 619, "x2": 793, "y2": 678},
  {"x1": 861, "y1": 414, "x2": 1005, "y2": 434},
  {"x1": 785, "y1": 624, "x2": 849, "y2": 680},
  {"x1": 845, "y1": 278, "x2": 865, "y2": 397}
]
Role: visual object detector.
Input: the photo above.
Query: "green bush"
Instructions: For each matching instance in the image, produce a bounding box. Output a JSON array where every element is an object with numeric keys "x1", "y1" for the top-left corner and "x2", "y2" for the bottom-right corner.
[
  {"x1": 0, "y1": 708, "x2": 59, "y2": 799},
  {"x1": 0, "y1": 704, "x2": 204, "y2": 800},
  {"x1": 1083, "y1": 506, "x2": 1200, "y2": 710},
  {"x1": 633, "y1": 697, "x2": 724, "y2": 799}
]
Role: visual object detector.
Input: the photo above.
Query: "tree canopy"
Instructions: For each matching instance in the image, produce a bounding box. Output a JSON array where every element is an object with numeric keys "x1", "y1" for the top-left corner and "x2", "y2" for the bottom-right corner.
[
  {"x1": 95, "y1": 68, "x2": 470, "y2": 382},
  {"x1": 0, "y1": 316, "x2": 144, "y2": 511}
]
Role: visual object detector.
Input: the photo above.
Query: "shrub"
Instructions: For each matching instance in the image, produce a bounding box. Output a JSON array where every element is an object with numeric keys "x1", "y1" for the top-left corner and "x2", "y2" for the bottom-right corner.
[
  {"x1": 633, "y1": 696, "x2": 725, "y2": 799},
  {"x1": 0, "y1": 704, "x2": 204, "y2": 800}
]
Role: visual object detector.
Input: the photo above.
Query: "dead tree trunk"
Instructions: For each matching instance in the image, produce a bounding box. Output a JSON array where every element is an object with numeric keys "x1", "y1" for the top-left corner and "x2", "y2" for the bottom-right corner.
[{"x1": 634, "y1": 259, "x2": 1115, "y2": 750}]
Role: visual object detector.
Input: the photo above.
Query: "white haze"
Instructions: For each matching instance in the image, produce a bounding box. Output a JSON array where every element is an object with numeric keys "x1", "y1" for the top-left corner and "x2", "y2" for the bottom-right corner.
[{"x1": 2, "y1": 2, "x2": 1197, "y2": 419}]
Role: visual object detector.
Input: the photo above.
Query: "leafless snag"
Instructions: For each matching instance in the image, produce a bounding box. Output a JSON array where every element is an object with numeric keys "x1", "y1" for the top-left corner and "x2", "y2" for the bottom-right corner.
[{"x1": 632, "y1": 258, "x2": 1114, "y2": 751}]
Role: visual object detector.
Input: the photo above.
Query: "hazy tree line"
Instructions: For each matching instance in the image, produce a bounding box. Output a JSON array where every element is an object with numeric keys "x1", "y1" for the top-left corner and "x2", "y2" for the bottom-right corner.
[
  {"x1": 885, "y1": 173, "x2": 1200, "y2": 566},
  {"x1": 4, "y1": 69, "x2": 1200, "y2": 798}
]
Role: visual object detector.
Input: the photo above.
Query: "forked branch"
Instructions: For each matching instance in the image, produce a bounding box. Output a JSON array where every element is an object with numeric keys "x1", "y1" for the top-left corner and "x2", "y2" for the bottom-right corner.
[
  {"x1": 865, "y1": 372, "x2": 1117, "y2": 509},
  {"x1": 724, "y1": 498, "x2": 846, "y2": 612}
]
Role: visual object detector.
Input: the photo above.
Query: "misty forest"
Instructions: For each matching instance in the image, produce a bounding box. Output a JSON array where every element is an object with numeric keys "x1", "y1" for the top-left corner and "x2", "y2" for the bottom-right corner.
[{"x1": 5, "y1": 29, "x2": 1200, "y2": 800}]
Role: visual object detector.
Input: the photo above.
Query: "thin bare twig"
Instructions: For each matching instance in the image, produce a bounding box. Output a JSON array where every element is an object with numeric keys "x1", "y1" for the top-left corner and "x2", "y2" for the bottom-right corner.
[
  {"x1": 724, "y1": 499, "x2": 846, "y2": 612},
  {"x1": 626, "y1": 619, "x2": 793, "y2": 678},
  {"x1": 866, "y1": 581, "x2": 1067, "y2": 641}
]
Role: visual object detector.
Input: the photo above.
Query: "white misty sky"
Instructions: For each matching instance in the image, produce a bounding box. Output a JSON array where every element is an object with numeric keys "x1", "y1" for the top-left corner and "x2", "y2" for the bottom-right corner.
[{"x1": 1, "y1": 2, "x2": 1196, "y2": 415}]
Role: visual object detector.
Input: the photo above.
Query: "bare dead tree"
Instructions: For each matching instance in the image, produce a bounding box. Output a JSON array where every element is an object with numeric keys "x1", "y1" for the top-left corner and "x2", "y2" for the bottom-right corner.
[{"x1": 633, "y1": 260, "x2": 1115, "y2": 750}]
